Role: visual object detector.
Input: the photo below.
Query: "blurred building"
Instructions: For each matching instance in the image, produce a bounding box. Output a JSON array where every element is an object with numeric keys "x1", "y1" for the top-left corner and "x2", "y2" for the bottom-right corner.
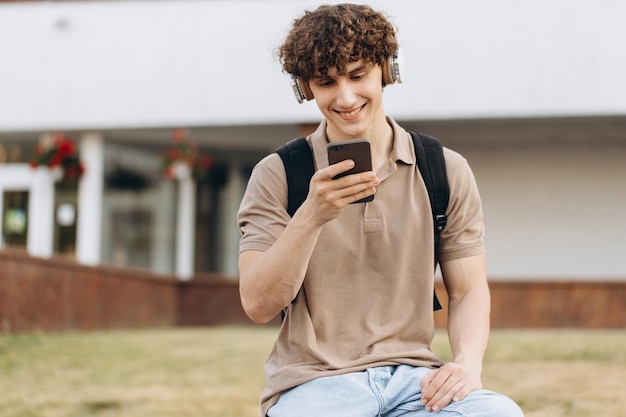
[{"x1": 1, "y1": 0, "x2": 625, "y2": 283}]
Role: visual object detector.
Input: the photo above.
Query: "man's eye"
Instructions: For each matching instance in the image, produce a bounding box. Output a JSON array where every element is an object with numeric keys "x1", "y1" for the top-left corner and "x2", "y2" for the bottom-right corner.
[{"x1": 319, "y1": 79, "x2": 334, "y2": 87}]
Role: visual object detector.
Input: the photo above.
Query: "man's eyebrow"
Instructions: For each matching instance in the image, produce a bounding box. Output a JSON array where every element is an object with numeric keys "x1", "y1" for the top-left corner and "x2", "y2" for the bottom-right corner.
[
  {"x1": 348, "y1": 65, "x2": 367, "y2": 74},
  {"x1": 311, "y1": 65, "x2": 367, "y2": 79}
]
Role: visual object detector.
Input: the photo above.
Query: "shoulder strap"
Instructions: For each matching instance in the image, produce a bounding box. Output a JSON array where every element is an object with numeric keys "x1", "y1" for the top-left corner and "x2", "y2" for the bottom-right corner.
[
  {"x1": 410, "y1": 131, "x2": 449, "y2": 312},
  {"x1": 276, "y1": 137, "x2": 315, "y2": 217},
  {"x1": 275, "y1": 137, "x2": 314, "y2": 320},
  {"x1": 410, "y1": 131, "x2": 449, "y2": 254}
]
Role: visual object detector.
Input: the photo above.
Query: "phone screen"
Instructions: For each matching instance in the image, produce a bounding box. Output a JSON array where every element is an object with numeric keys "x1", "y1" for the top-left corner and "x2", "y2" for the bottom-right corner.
[{"x1": 327, "y1": 139, "x2": 374, "y2": 203}]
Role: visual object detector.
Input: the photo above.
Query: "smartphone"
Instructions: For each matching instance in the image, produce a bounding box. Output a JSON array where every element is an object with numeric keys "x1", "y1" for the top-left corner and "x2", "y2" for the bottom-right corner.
[{"x1": 327, "y1": 139, "x2": 374, "y2": 203}]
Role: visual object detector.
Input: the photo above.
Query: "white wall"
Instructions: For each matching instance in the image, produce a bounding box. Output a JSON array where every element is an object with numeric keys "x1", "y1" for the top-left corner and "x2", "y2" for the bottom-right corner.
[
  {"x1": 457, "y1": 141, "x2": 626, "y2": 281},
  {"x1": 1, "y1": 0, "x2": 625, "y2": 131}
]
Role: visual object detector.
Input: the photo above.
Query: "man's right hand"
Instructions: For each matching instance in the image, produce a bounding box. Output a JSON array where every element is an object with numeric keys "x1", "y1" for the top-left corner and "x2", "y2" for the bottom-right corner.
[{"x1": 301, "y1": 159, "x2": 380, "y2": 225}]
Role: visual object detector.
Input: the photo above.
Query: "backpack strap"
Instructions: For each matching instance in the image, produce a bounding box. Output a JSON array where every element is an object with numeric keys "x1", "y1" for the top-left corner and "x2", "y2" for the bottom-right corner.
[
  {"x1": 410, "y1": 131, "x2": 449, "y2": 256},
  {"x1": 410, "y1": 131, "x2": 449, "y2": 312},
  {"x1": 275, "y1": 137, "x2": 313, "y2": 321},
  {"x1": 276, "y1": 137, "x2": 315, "y2": 217}
]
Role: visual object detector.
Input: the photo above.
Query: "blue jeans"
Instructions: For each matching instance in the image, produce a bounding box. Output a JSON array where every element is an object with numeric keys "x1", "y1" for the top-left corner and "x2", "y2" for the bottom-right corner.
[{"x1": 267, "y1": 365, "x2": 524, "y2": 417}]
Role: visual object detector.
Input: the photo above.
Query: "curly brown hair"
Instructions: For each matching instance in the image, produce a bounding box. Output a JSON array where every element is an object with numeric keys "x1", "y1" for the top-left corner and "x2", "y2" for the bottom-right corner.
[{"x1": 278, "y1": 3, "x2": 398, "y2": 83}]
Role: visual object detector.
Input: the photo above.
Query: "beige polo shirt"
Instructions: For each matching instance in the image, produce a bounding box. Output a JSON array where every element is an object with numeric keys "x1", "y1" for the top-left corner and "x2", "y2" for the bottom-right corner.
[{"x1": 238, "y1": 118, "x2": 485, "y2": 416}]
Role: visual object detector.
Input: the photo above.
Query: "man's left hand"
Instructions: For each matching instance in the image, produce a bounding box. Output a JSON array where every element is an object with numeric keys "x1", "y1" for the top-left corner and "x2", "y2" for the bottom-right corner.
[{"x1": 420, "y1": 362, "x2": 482, "y2": 413}]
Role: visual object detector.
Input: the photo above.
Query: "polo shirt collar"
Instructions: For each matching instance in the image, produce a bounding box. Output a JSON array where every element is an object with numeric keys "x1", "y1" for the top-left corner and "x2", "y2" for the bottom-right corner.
[
  {"x1": 388, "y1": 117, "x2": 414, "y2": 166},
  {"x1": 309, "y1": 117, "x2": 414, "y2": 170}
]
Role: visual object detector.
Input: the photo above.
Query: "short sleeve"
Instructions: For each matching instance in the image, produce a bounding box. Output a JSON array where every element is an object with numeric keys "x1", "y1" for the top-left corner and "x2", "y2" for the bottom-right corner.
[
  {"x1": 237, "y1": 153, "x2": 291, "y2": 253},
  {"x1": 437, "y1": 148, "x2": 485, "y2": 262}
]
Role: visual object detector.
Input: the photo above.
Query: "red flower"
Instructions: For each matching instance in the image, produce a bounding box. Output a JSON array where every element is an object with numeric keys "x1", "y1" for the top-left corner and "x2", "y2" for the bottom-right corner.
[
  {"x1": 49, "y1": 150, "x2": 65, "y2": 167},
  {"x1": 163, "y1": 128, "x2": 213, "y2": 181},
  {"x1": 30, "y1": 132, "x2": 84, "y2": 183},
  {"x1": 57, "y1": 140, "x2": 75, "y2": 156}
]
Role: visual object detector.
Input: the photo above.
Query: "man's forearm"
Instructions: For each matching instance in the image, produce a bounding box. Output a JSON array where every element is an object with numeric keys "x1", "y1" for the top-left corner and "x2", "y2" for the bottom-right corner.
[
  {"x1": 447, "y1": 283, "x2": 491, "y2": 377},
  {"x1": 239, "y1": 208, "x2": 323, "y2": 323}
]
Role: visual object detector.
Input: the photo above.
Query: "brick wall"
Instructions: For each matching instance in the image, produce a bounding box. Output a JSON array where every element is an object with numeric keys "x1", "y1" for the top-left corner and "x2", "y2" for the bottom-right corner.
[
  {"x1": 178, "y1": 275, "x2": 255, "y2": 326},
  {"x1": 433, "y1": 281, "x2": 625, "y2": 328},
  {"x1": 1, "y1": 248, "x2": 624, "y2": 332},
  {"x1": 0, "y1": 248, "x2": 179, "y2": 332}
]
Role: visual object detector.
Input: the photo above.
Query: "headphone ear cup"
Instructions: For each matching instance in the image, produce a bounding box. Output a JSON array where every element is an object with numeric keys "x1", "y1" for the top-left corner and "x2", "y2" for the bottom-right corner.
[
  {"x1": 382, "y1": 58, "x2": 393, "y2": 86},
  {"x1": 289, "y1": 74, "x2": 314, "y2": 103},
  {"x1": 300, "y1": 78, "x2": 314, "y2": 101},
  {"x1": 383, "y1": 48, "x2": 404, "y2": 85}
]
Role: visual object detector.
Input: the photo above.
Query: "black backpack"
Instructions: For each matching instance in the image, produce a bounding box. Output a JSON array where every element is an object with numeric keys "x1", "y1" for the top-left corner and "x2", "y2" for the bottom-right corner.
[{"x1": 276, "y1": 131, "x2": 449, "y2": 312}]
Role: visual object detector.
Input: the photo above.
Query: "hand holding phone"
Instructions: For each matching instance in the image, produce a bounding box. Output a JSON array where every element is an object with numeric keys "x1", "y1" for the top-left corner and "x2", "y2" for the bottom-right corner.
[{"x1": 327, "y1": 139, "x2": 374, "y2": 203}]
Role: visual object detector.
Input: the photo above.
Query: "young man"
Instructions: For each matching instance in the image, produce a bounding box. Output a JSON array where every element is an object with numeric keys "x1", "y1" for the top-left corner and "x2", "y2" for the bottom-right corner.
[{"x1": 238, "y1": 4, "x2": 524, "y2": 417}]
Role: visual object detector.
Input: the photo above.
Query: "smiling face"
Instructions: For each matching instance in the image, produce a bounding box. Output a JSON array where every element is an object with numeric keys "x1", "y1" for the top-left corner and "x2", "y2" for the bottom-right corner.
[
  {"x1": 308, "y1": 60, "x2": 387, "y2": 141},
  {"x1": 278, "y1": 4, "x2": 399, "y2": 143}
]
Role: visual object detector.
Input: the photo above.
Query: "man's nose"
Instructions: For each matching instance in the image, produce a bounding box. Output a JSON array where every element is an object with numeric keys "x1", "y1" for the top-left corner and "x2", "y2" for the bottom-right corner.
[{"x1": 335, "y1": 80, "x2": 357, "y2": 107}]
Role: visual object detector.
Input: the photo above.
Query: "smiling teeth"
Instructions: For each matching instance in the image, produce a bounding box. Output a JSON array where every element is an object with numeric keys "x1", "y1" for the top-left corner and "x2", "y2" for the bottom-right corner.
[{"x1": 340, "y1": 107, "x2": 362, "y2": 117}]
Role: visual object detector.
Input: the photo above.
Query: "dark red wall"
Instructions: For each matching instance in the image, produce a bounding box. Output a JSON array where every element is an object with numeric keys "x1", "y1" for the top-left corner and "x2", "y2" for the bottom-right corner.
[
  {"x1": 433, "y1": 281, "x2": 625, "y2": 329},
  {"x1": 1, "y1": 248, "x2": 623, "y2": 333},
  {"x1": 0, "y1": 248, "x2": 179, "y2": 332}
]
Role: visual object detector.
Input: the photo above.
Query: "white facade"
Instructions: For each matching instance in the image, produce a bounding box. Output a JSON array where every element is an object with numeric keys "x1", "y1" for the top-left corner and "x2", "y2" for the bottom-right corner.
[
  {"x1": 0, "y1": 0, "x2": 625, "y2": 280},
  {"x1": 1, "y1": 0, "x2": 625, "y2": 130}
]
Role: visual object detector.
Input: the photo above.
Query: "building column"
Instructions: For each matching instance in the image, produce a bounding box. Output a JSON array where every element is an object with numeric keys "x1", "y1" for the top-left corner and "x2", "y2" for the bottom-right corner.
[
  {"x1": 76, "y1": 133, "x2": 104, "y2": 265},
  {"x1": 176, "y1": 176, "x2": 196, "y2": 280},
  {"x1": 218, "y1": 163, "x2": 245, "y2": 277},
  {"x1": 27, "y1": 167, "x2": 55, "y2": 258}
]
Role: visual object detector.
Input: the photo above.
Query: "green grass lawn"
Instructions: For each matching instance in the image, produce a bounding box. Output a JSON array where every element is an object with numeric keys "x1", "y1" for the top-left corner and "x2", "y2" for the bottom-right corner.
[{"x1": 0, "y1": 326, "x2": 624, "y2": 417}]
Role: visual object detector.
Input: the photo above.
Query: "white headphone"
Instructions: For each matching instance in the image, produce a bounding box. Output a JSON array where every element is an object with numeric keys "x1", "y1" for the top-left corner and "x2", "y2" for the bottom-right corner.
[{"x1": 289, "y1": 48, "x2": 405, "y2": 103}]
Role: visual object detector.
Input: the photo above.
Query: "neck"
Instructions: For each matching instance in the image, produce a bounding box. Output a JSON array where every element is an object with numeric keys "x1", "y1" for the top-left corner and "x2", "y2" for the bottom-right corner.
[{"x1": 369, "y1": 120, "x2": 394, "y2": 172}]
